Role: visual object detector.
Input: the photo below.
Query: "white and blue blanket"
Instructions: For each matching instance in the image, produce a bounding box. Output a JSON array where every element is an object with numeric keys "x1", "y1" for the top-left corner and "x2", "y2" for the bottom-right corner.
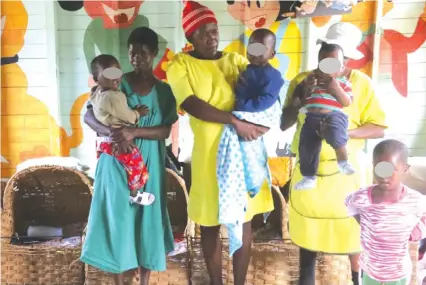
[{"x1": 216, "y1": 102, "x2": 282, "y2": 256}]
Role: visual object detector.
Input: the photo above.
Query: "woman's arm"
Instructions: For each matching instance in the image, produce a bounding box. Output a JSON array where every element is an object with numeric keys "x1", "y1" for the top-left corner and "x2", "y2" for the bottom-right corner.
[
  {"x1": 171, "y1": 121, "x2": 179, "y2": 157},
  {"x1": 167, "y1": 54, "x2": 266, "y2": 140},
  {"x1": 349, "y1": 71, "x2": 387, "y2": 140},
  {"x1": 133, "y1": 125, "x2": 172, "y2": 140},
  {"x1": 280, "y1": 72, "x2": 315, "y2": 131},
  {"x1": 84, "y1": 108, "x2": 111, "y2": 136},
  {"x1": 111, "y1": 125, "x2": 172, "y2": 143},
  {"x1": 348, "y1": 123, "x2": 385, "y2": 139},
  {"x1": 181, "y1": 95, "x2": 234, "y2": 125},
  {"x1": 280, "y1": 84, "x2": 304, "y2": 131},
  {"x1": 181, "y1": 95, "x2": 268, "y2": 141}
]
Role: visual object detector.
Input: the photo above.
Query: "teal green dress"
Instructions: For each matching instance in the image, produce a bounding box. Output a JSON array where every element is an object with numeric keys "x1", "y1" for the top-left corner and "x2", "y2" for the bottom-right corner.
[{"x1": 80, "y1": 78, "x2": 178, "y2": 273}]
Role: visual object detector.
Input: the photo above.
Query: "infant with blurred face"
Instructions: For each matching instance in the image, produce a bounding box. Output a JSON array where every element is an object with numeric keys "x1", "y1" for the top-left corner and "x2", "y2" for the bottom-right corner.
[
  {"x1": 89, "y1": 54, "x2": 154, "y2": 206},
  {"x1": 234, "y1": 28, "x2": 284, "y2": 116},
  {"x1": 294, "y1": 42, "x2": 355, "y2": 190}
]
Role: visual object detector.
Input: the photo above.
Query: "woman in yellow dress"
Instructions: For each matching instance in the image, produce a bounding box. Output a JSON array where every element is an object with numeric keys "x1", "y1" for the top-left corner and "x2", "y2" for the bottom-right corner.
[
  {"x1": 166, "y1": 1, "x2": 274, "y2": 284},
  {"x1": 281, "y1": 22, "x2": 387, "y2": 285}
]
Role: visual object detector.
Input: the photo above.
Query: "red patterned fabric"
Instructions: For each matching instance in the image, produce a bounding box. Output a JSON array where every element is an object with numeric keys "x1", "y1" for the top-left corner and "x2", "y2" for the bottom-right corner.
[
  {"x1": 97, "y1": 142, "x2": 149, "y2": 192},
  {"x1": 182, "y1": 1, "x2": 217, "y2": 39}
]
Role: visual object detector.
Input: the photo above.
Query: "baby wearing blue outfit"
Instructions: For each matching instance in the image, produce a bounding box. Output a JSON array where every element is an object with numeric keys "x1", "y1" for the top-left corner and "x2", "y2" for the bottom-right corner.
[
  {"x1": 234, "y1": 28, "x2": 284, "y2": 197},
  {"x1": 216, "y1": 29, "x2": 284, "y2": 256},
  {"x1": 235, "y1": 29, "x2": 284, "y2": 113}
]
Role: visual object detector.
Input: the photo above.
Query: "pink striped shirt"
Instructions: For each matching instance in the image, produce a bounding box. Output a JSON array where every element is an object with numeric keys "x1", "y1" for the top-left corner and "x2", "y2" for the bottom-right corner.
[{"x1": 345, "y1": 185, "x2": 426, "y2": 282}]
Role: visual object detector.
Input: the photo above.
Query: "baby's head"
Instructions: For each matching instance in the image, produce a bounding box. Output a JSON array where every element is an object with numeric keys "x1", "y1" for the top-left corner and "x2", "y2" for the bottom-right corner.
[
  {"x1": 90, "y1": 54, "x2": 122, "y2": 91},
  {"x1": 373, "y1": 139, "x2": 410, "y2": 191},
  {"x1": 317, "y1": 43, "x2": 345, "y2": 78},
  {"x1": 247, "y1": 28, "x2": 276, "y2": 66}
]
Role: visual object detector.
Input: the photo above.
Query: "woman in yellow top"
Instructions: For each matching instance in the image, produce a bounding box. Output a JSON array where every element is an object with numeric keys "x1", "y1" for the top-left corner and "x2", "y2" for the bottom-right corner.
[
  {"x1": 281, "y1": 23, "x2": 387, "y2": 285},
  {"x1": 166, "y1": 1, "x2": 274, "y2": 284}
]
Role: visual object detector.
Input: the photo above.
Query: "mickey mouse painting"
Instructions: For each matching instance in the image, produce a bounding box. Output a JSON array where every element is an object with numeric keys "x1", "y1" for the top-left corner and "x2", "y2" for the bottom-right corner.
[
  {"x1": 291, "y1": 0, "x2": 357, "y2": 17},
  {"x1": 57, "y1": 0, "x2": 169, "y2": 83},
  {"x1": 226, "y1": 0, "x2": 356, "y2": 29},
  {"x1": 226, "y1": 0, "x2": 296, "y2": 31}
]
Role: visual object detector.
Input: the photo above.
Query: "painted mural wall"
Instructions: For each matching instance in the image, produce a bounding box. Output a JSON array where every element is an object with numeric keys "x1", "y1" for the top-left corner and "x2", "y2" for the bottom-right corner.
[{"x1": 1, "y1": 0, "x2": 426, "y2": 180}]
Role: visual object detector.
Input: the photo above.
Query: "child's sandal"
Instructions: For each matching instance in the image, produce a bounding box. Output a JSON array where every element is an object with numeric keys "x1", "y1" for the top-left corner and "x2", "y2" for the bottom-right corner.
[{"x1": 129, "y1": 192, "x2": 155, "y2": 206}]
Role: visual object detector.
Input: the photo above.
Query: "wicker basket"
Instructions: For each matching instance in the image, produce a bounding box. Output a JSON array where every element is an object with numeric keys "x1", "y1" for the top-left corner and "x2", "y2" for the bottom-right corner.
[
  {"x1": 84, "y1": 168, "x2": 191, "y2": 285},
  {"x1": 1, "y1": 165, "x2": 92, "y2": 285},
  {"x1": 1, "y1": 178, "x2": 8, "y2": 210},
  {"x1": 189, "y1": 186, "x2": 301, "y2": 285}
]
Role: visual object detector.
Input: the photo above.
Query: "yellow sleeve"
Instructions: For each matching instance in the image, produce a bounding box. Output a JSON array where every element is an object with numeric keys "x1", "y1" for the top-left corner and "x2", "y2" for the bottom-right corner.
[
  {"x1": 283, "y1": 71, "x2": 310, "y2": 107},
  {"x1": 166, "y1": 53, "x2": 194, "y2": 110},
  {"x1": 357, "y1": 73, "x2": 388, "y2": 128},
  {"x1": 100, "y1": 91, "x2": 139, "y2": 124},
  {"x1": 231, "y1": 52, "x2": 249, "y2": 73}
]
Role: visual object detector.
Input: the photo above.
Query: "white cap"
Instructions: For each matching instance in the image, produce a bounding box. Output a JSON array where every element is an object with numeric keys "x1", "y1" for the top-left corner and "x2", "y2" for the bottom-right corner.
[{"x1": 316, "y1": 22, "x2": 364, "y2": 60}]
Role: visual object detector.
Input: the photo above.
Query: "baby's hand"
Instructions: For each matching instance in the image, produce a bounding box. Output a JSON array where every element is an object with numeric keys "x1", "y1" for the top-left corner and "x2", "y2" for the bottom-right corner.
[
  {"x1": 327, "y1": 77, "x2": 344, "y2": 96},
  {"x1": 135, "y1": 105, "x2": 149, "y2": 116},
  {"x1": 313, "y1": 70, "x2": 336, "y2": 91}
]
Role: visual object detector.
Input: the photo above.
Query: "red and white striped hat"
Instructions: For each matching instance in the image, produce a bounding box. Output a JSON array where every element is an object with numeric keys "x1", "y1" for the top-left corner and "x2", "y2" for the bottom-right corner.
[{"x1": 182, "y1": 1, "x2": 217, "y2": 39}]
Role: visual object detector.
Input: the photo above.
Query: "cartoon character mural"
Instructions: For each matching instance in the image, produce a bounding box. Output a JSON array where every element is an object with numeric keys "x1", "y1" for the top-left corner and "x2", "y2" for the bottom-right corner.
[
  {"x1": 57, "y1": 0, "x2": 178, "y2": 161},
  {"x1": 57, "y1": 0, "x2": 173, "y2": 83},
  {"x1": 1, "y1": 0, "x2": 86, "y2": 179},
  {"x1": 293, "y1": 0, "x2": 356, "y2": 17},
  {"x1": 311, "y1": 1, "x2": 426, "y2": 98}
]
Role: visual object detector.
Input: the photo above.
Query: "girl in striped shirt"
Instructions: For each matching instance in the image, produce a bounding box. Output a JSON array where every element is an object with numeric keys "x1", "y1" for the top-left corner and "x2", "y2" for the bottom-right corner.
[{"x1": 345, "y1": 139, "x2": 426, "y2": 285}]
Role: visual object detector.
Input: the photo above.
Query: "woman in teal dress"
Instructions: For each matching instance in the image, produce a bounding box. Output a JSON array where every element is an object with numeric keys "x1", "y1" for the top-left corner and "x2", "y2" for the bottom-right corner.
[{"x1": 80, "y1": 27, "x2": 178, "y2": 285}]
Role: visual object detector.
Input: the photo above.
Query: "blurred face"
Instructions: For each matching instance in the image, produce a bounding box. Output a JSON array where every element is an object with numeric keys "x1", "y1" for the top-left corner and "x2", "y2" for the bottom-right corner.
[
  {"x1": 373, "y1": 153, "x2": 409, "y2": 191},
  {"x1": 247, "y1": 33, "x2": 275, "y2": 66},
  {"x1": 191, "y1": 23, "x2": 219, "y2": 59},
  {"x1": 96, "y1": 63, "x2": 121, "y2": 91},
  {"x1": 128, "y1": 43, "x2": 158, "y2": 72},
  {"x1": 318, "y1": 49, "x2": 345, "y2": 77}
]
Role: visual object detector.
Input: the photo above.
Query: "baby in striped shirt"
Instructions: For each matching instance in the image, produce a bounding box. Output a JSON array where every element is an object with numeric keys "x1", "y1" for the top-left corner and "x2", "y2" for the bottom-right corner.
[
  {"x1": 295, "y1": 42, "x2": 355, "y2": 190},
  {"x1": 345, "y1": 139, "x2": 426, "y2": 285}
]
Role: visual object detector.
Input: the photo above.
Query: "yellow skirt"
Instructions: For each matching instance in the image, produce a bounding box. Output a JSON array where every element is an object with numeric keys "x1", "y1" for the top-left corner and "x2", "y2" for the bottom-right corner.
[{"x1": 289, "y1": 150, "x2": 372, "y2": 253}]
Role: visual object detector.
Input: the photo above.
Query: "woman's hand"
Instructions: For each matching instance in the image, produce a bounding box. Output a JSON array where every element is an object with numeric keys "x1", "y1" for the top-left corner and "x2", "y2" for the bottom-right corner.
[
  {"x1": 110, "y1": 127, "x2": 136, "y2": 154},
  {"x1": 111, "y1": 127, "x2": 135, "y2": 143},
  {"x1": 295, "y1": 72, "x2": 316, "y2": 102},
  {"x1": 302, "y1": 72, "x2": 317, "y2": 88},
  {"x1": 280, "y1": 78, "x2": 309, "y2": 132},
  {"x1": 232, "y1": 117, "x2": 269, "y2": 141}
]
